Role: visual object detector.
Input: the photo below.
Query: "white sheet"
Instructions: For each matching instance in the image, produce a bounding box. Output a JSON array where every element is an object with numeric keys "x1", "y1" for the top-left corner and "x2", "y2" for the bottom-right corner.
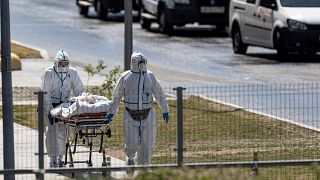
[{"x1": 50, "y1": 94, "x2": 112, "y2": 118}]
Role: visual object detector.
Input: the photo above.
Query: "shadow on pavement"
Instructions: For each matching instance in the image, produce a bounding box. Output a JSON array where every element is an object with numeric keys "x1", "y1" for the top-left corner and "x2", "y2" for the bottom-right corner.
[
  {"x1": 146, "y1": 26, "x2": 229, "y2": 38},
  {"x1": 246, "y1": 53, "x2": 320, "y2": 63}
]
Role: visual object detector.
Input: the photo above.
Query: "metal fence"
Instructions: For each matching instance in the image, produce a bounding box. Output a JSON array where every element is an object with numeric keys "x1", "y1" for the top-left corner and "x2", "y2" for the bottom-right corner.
[{"x1": 1, "y1": 83, "x2": 320, "y2": 179}]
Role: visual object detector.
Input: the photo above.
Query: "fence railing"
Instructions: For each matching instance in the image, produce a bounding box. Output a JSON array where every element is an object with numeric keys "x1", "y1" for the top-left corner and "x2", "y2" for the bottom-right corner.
[{"x1": 1, "y1": 83, "x2": 320, "y2": 179}]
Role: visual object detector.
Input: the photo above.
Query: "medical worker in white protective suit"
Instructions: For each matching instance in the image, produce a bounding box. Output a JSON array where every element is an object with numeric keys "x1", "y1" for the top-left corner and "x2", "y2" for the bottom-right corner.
[
  {"x1": 41, "y1": 50, "x2": 85, "y2": 168},
  {"x1": 106, "y1": 52, "x2": 169, "y2": 165}
]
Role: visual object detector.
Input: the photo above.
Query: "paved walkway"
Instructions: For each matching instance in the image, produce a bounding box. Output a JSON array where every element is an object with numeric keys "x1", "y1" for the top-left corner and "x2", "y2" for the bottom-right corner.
[
  {"x1": 9, "y1": 58, "x2": 106, "y2": 87},
  {"x1": 0, "y1": 119, "x2": 127, "y2": 179}
]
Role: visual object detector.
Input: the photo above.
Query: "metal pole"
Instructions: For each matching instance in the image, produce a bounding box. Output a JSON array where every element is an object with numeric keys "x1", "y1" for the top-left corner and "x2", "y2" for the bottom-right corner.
[
  {"x1": 124, "y1": 0, "x2": 133, "y2": 70},
  {"x1": 35, "y1": 91, "x2": 45, "y2": 180},
  {"x1": 1, "y1": 0, "x2": 15, "y2": 179},
  {"x1": 174, "y1": 87, "x2": 186, "y2": 167}
]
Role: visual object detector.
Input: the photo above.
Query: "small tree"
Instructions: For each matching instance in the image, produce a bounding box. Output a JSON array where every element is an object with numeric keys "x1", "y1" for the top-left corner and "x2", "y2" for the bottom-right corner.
[
  {"x1": 83, "y1": 60, "x2": 122, "y2": 99},
  {"x1": 83, "y1": 60, "x2": 107, "y2": 90},
  {"x1": 99, "y1": 65, "x2": 122, "y2": 99}
]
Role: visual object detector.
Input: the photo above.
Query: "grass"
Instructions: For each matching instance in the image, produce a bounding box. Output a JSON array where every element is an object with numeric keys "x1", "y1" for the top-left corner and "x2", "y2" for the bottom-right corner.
[
  {"x1": 11, "y1": 42, "x2": 42, "y2": 59},
  {"x1": 130, "y1": 166, "x2": 320, "y2": 180}
]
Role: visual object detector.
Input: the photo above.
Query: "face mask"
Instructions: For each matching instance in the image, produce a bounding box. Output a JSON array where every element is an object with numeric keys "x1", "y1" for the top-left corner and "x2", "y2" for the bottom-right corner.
[
  {"x1": 139, "y1": 63, "x2": 147, "y2": 72},
  {"x1": 58, "y1": 66, "x2": 68, "y2": 73}
]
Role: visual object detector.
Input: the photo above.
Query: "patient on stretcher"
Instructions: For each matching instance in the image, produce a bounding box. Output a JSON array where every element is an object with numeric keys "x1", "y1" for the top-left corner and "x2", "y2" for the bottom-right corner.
[
  {"x1": 81, "y1": 94, "x2": 97, "y2": 104},
  {"x1": 50, "y1": 93, "x2": 112, "y2": 118}
]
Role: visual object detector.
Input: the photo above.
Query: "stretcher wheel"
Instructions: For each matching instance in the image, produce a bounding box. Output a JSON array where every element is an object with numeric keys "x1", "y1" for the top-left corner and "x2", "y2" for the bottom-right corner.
[
  {"x1": 87, "y1": 160, "x2": 93, "y2": 167},
  {"x1": 106, "y1": 128, "x2": 111, "y2": 138}
]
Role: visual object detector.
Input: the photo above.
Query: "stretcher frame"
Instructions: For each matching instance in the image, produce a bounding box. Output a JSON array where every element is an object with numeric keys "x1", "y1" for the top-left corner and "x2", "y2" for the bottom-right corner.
[{"x1": 55, "y1": 112, "x2": 112, "y2": 168}]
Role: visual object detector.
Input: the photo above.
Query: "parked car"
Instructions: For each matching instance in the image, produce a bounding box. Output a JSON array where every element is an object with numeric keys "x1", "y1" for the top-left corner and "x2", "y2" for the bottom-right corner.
[
  {"x1": 76, "y1": 0, "x2": 138, "y2": 20},
  {"x1": 229, "y1": 0, "x2": 320, "y2": 56},
  {"x1": 138, "y1": 0, "x2": 230, "y2": 34}
]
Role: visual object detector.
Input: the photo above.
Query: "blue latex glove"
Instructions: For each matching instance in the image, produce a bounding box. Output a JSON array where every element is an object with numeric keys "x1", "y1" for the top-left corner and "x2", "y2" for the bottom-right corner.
[
  {"x1": 105, "y1": 114, "x2": 114, "y2": 122},
  {"x1": 162, "y1": 113, "x2": 169, "y2": 123}
]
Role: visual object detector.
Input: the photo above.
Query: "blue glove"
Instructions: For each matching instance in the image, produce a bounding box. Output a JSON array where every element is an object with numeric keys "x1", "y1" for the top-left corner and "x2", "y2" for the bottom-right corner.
[
  {"x1": 105, "y1": 114, "x2": 114, "y2": 123},
  {"x1": 162, "y1": 113, "x2": 169, "y2": 123}
]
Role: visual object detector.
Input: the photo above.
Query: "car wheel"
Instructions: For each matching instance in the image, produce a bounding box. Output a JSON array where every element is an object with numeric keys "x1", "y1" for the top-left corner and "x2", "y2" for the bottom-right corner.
[
  {"x1": 140, "y1": 7, "x2": 151, "y2": 30},
  {"x1": 79, "y1": 5, "x2": 89, "y2": 16},
  {"x1": 232, "y1": 25, "x2": 248, "y2": 54},
  {"x1": 275, "y1": 31, "x2": 288, "y2": 57},
  {"x1": 159, "y1": 7, "x2": 173, "y2": 34},
  {"x1": 96, "y1": 0, "x2": 108, "y2": 20}
]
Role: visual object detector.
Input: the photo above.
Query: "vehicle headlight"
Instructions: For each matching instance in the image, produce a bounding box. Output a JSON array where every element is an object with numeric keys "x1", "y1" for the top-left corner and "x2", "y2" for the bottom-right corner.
[
  {"x1": 166, "y1": 0, "x2": 175, "y2": 9},
  {"x1": 166, "y1": 0, "x2": 190, "y2": 9},
  {"x1": 174, "y1": 0, "x2": 190, "y2": 4},
  {"x1": 287, "y1": 19, "x2": 308, "y2": 30}
]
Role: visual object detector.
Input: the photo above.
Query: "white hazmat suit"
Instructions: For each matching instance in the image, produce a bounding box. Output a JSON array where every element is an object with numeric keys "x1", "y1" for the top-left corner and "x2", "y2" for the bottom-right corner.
[
  {"x1": 41, "y1": 50, "x2": 84, "y2": 167},
  {"x1": 109, "y1": 52, "x2": 169, "y2": 165}
]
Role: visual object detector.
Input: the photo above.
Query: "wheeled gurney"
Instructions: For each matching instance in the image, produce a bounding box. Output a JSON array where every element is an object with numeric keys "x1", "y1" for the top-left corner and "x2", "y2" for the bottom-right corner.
[{"x1": 55, "y1": 112, "x2": 112, "y2": 167}]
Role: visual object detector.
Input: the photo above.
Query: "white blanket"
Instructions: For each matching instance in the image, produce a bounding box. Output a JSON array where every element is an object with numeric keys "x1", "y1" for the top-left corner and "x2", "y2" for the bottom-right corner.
[{"x1": 50, "y1": 94, "x2": 112, "y2": 118}]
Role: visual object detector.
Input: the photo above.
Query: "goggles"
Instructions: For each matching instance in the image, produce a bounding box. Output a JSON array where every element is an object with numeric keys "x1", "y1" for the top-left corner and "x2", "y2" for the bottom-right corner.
[
  {"x1": 58, "y1": 61, "x2": 69, "y2": 67},
  {"x1": 138, "y1": 59, "x2": 147, "y2": 65}
]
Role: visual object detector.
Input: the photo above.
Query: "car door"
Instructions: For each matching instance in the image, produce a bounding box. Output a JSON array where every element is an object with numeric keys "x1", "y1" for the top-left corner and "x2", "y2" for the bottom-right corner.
[
  {"x1": 257, "y1": 0, "x2": 276, "y2": 47},
  {"x1": 242, "y1": 0, "x2": 261, "y2": 44}
]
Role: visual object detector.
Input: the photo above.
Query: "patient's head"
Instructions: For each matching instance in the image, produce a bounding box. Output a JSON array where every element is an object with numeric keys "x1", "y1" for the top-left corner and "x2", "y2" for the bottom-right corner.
[{"x1": 83, "y1": 94, "x2": 97, "y2": 104}]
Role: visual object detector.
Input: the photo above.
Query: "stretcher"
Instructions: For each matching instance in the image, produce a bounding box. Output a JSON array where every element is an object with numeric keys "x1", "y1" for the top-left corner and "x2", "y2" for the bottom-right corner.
[{"x1": 55, "y1": 112, "x2": 112, "y2": 168}]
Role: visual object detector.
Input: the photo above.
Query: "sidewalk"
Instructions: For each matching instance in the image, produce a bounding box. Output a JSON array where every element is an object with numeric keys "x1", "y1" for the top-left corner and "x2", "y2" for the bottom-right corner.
[
  {"x1": 0, "y1": 118, "x2": 127, "y2": 179},
  {"x1": 9, "y1": 58, "x2": 106, "y2": 87}
]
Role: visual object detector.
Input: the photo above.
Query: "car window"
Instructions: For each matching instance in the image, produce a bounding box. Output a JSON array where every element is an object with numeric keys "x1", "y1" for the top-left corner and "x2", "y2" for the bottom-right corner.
[
  {"x1": 246, "y1": 0, "x2": 256, "y2": 4},
  {"x1": 280, "y1": 0, "x2": 320, "y2": 7},
  {"x1": 260, "y1": 0, "x2": 276, "y2": 8}
]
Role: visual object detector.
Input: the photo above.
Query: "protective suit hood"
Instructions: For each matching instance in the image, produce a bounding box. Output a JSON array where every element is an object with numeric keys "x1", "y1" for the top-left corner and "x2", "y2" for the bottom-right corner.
[
  {"x1": 54, "y1": 50, "x2": 70, "y2": 73},
  {"x1": 131, "y1": 52, "x2": 147, "y2": 72}
]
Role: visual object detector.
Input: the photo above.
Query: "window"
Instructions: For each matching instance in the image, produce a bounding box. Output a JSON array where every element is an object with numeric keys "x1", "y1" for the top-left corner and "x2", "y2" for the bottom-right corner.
[
  {"x1": 247, "y1": 0, "x2": 256, "y2": 4},
  {"x1": 280, "y1": 0, "x2": 320, "y2": 7},
  {"x1": 260, "y1": 0, "x2": 276, "y2": 8}
]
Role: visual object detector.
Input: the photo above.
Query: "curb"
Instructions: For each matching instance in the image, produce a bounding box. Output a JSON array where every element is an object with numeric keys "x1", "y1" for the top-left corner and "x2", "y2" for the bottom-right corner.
[
  {"x1": 11, "y1": 40, "x2": 49, "y2": 60},
  {"x1": 0, "y1": 52, "x2": 22, "y2": 70}
]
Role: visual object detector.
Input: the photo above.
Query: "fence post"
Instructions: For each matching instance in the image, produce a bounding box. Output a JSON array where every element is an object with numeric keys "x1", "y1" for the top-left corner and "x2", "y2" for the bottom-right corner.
[
  {"x1": 252, "y1": 151, "x2": 259, "y2": 176},
  {"x1": 35, "y1": 91, "x2": 46, "y2": 180},
  {"x1": 174, "y1": 87, "x2": 186, "y2": 167},
  {"x1": 1, "y1": 0, "x2": 16, "y2": 178}
]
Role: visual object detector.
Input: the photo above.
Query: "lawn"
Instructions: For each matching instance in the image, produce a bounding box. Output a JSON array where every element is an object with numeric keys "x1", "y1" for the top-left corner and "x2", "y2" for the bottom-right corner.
[{"x1": 11, "y1": 42, "x2": 42, "y2": 59}]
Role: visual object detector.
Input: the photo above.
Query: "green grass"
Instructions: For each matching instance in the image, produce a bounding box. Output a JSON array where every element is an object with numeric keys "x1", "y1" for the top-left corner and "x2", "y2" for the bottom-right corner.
[{"x1": 130, "y1": 165, "x2": 320, "y2": 180}]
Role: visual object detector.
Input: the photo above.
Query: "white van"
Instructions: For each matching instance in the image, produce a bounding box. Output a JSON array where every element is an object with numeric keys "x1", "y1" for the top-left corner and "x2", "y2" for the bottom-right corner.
[{"x1": 229, "y1": 0, "x2": 320, "y2": 56}]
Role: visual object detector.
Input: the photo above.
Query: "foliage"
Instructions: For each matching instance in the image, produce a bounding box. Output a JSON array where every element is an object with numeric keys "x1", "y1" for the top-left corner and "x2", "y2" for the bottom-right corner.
[
  {"x1": 83, "y1": 60, "x2": 108, "y2": 90},
  {"x1": 83, "y1": 61, "x2": 122, "y2": 99},
  {"x1": 98, "y1": 65, "x2": 122, "y2": 99}
]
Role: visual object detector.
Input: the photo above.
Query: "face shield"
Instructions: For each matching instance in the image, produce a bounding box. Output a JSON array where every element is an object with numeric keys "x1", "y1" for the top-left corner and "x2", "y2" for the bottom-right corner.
[{"x1": 54, "y1": 50, "x2": 70, "y2": 73}]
